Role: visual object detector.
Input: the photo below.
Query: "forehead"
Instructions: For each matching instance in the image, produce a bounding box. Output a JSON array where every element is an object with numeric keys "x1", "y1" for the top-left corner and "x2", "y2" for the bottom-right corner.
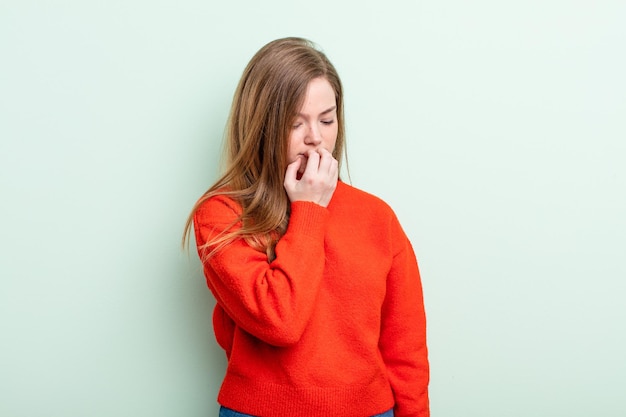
[{"x1": 298, "y1": 78, "x2": 336, "y2": 113}]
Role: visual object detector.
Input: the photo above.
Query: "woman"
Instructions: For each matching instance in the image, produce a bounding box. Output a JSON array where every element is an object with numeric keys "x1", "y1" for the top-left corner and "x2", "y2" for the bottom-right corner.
[{"x1": 183, "y1": 37, "x2": 429, "y2": 417}]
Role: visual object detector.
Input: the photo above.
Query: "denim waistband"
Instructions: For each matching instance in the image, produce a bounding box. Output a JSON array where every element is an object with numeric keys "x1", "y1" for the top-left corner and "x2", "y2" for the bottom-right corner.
[{"x1": 219, "y1": 406, "x2": 394, "y2": 417}]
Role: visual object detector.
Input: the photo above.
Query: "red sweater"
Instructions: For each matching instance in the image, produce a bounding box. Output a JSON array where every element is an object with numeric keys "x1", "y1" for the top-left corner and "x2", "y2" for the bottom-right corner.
[{"x1": 193, "y1": 181, "x2": 429, "y2": 417}]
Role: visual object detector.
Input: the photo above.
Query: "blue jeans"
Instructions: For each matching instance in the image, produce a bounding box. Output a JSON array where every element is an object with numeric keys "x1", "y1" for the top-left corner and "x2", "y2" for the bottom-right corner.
[{"x1": 219, "y1": 406, "x2": 394, "y2": 417}]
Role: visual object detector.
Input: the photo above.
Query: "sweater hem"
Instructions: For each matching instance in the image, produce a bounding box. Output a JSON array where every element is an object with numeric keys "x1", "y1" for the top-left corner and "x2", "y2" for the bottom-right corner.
[{"x1": 217, "y1": 373, "x2": 395, "y2": 417}]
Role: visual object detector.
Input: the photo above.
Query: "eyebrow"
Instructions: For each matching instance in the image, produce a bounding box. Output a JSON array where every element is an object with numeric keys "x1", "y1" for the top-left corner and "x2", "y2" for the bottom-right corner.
[{"x1": 297, "y1": 106, "x2": 337, "y2": 118}]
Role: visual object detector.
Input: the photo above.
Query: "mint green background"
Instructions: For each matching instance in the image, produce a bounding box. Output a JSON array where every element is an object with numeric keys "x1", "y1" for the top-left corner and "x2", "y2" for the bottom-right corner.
[{"x1": 1, "y1": 1, "x2": 625, "y2": 416}]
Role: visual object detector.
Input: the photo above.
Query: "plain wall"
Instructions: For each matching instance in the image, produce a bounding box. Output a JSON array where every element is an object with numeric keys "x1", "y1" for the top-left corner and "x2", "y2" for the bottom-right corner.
[{"x1": 1, "y1": 1, "x2": 624, "y2": 416}]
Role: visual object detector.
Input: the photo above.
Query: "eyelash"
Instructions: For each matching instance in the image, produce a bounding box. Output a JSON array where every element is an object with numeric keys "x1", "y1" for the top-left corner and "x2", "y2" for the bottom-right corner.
[{"x1": 292, "y1": 120, "x2": 335, "y2": 128}]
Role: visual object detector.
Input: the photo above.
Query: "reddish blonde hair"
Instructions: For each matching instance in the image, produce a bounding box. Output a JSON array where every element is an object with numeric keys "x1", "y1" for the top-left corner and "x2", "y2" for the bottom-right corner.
[{"x1": 183, "y1": 37, "x2": 346, "y2": 260}]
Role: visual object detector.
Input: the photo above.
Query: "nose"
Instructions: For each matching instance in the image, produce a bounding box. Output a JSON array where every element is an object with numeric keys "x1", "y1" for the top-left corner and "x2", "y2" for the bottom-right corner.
[{"x1": 304, "y1": 124, "x2": 322, "y2": 146}]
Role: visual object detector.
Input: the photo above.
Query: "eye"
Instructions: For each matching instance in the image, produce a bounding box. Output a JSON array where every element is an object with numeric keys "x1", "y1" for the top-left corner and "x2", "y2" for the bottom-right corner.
[
  {"x1": 292, "y1": 122, "x2": 303, "y2": 129},
  {"x1": 321, "y1": 119, "x2": 335, "y2": 126}
]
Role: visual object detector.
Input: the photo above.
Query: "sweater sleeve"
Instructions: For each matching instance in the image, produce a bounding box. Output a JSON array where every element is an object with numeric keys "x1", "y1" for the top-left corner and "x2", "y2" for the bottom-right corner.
[
  {"x1": 193, "y1": 195, "x2": 328, "y2": 347},
  {"x1": 379, "y1": 219, "x2": 430, "y2": 417}
]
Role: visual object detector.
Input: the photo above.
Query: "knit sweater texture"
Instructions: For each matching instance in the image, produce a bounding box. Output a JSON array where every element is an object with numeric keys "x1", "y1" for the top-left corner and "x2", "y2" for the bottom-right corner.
[{"x1": 193, "y1": 181, "x2": 429, "y2": 417}]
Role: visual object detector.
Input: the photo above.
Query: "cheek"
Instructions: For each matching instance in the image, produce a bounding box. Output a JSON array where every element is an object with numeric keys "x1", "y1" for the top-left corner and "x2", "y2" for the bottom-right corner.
[
  {"x1": 326, "y1": 125, "x2": 339, "y2": 146},
  {"x1": 287, "y1": 133, "x2": 299, "y2": 159}
]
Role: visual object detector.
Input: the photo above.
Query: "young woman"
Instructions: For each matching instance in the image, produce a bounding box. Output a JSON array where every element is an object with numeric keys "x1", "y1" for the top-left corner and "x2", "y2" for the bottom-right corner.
[{"x1": 184, "y1": 37, "x2": 429, "y2": 417}]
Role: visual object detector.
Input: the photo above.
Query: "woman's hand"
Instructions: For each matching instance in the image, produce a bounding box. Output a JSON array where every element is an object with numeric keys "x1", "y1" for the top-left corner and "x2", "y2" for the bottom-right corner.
[{"x1": 284, "y1": 148, "x2": 338, "y2": 208}]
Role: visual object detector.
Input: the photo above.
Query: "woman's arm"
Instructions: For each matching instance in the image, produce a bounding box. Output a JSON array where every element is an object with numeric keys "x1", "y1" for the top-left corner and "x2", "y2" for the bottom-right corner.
[
  {"x1": 194, "y1": 196, "x2": 329, "y2": 347},
  {"x1": 379, "y1": 223, "x2": 430, "y2": 417}
]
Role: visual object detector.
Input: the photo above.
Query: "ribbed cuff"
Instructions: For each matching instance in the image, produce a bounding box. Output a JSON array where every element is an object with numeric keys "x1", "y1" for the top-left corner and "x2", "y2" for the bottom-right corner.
[{"x1": 287, "y1": 201, "x2": 329, "y2": 240}]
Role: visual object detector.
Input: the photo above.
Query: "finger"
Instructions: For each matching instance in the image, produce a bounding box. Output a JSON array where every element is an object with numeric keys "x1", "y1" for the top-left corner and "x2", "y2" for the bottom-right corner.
[
  {"x1": 325, "y1": 150, "x2": 339, "y2": 180},
  {"x1": 303, "y1": 149, "x2": 320, "y2": 176},
  {"x1": 316, "y1": 148, "x2": 332, "y2": 174},
  {"x1": 318, "y1": 148, "x2": 337, "y2": 176},
  {"x1": 284, "y1": 158, "x2": 302, "y2": 187}
]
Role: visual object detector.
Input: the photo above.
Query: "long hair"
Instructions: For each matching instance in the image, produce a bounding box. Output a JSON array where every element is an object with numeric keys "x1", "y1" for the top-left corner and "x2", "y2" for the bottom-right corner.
[{"x1": 182, "y1": 37, "x2": 346, "y2": 261}]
